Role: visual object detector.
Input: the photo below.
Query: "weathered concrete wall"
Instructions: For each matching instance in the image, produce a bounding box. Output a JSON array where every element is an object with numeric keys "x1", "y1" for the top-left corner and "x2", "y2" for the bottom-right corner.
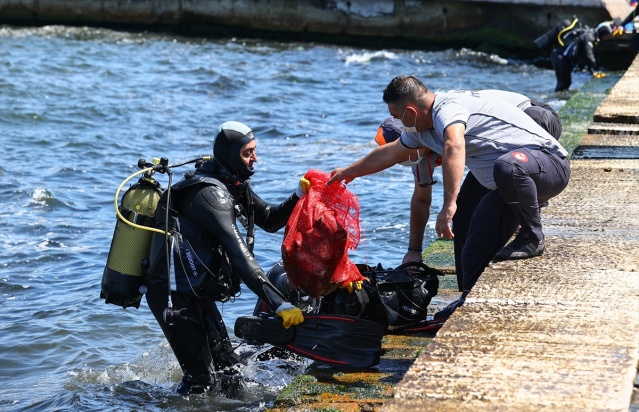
[{"x1": 0, "y1": 0, "x2": 616, "y2": 55}]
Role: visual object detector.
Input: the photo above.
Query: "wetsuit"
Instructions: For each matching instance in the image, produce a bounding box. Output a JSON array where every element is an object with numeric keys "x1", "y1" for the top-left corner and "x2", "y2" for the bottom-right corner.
[
  {"x1": 145, "y1": 159, "x2": 298, "y2": 395},
  {"x1": 551, "y1": 27, "x2": 599, "y2": 92},
  {"x1": 401, "y1": 90, "x2": 570, "y2": 293}
]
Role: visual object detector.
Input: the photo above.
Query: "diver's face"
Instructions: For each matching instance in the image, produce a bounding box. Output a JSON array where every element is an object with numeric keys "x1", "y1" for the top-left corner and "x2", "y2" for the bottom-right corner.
[{"x1": 240, "y1": 140, "x2": 257, "y2": 169}]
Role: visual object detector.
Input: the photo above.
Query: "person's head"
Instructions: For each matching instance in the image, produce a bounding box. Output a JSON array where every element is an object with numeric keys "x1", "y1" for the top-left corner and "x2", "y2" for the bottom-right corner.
[
  {"x1": 524, "y1": 106, "x2": 563, "y2": 141},
  {"x1": 375, "y1": 116, "x2": 424, "y2": 167},
  {"x1": 383, "y1": 75, "x2": 434, "y2": 132},
  {"x1": 213, "y1": 121, "x2": 258, "y2": 180}
]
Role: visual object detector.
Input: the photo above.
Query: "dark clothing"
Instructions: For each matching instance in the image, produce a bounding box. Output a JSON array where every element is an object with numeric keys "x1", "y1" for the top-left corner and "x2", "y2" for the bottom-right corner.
[
  {"x1": 451, "y1": 105, "x2": 568, "y2": 292},
  {"x1": 451, "y1": 150, "x2": 569, "y2": 293},
  {"x1": 494, "y1": 148, "x2": 570, "y2": 244},
  {"x1": 551, "y1": 27, "x2": 599, "y2": 92},
  {"x1": 525, "y1": 101, "x2": 563, "y2": 141},
  {"x1": 145, "y1": 159, "x2": 298, "y2": 394}
]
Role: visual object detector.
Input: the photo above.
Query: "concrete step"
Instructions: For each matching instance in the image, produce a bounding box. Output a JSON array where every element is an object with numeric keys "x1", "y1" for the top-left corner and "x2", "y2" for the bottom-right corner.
[
  {"x1": 593, "y1": 54, "x2": 639, "y2": 124},
  {"x1": 572, "y1": 133, "x2": 639, "y2": 159},
  {"x1": 588, "y1": 122, "x2": 639, "y2": 135}
]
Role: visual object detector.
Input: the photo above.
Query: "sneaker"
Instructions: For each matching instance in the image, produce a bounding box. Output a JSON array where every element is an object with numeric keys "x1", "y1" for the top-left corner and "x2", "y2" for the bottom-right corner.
[
  {"x1": 493, "y1": 232, "x2": 545, "y2": 262},
  {"x1": 434, "y1": 295, "x2": 466, "y2": 321}
]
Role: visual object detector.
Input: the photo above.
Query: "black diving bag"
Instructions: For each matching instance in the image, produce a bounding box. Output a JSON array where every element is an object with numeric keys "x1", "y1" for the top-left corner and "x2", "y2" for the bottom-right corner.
[
  {"x1": 362, "y1": 262, "x2": 442, "y2": 330},
  {"x1": 253, "y1": 261, "x2": 442, "y2": 332}
]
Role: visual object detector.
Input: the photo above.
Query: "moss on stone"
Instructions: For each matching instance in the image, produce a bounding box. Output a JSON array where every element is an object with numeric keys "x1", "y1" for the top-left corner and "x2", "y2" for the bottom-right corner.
[{"x1": 558, "y1": 73, "x2": 622, "y2": 157}]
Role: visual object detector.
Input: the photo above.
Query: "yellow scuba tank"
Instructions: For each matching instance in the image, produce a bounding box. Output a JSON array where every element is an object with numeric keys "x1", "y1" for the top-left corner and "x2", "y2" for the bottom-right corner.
[{"x1": 101, "y1": 160, "x2": 165, "y2": 309}]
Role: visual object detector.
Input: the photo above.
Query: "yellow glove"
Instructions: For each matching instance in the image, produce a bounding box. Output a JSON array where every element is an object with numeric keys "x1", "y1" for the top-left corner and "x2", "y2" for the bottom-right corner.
[
  {"x1": 295, "y1": 175, "x2": 311, "y2": 197},
  {"x1": 613, "y1": 28, "x2": 624, "y2": 36},
  {"x1": 275, "y1": 303, "x2": 304, "y2": 329},
  {"x1": 593, "y1": 72, "x2": 607, "y2": 79},
  {"x1": 342, "y1": 280, "x2": 363, "y2": 294}
]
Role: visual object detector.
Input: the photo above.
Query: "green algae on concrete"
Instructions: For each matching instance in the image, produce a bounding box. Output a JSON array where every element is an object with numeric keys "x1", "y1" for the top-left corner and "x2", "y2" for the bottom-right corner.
[
  {"x1": 557, "y1": 73, "x2": 623, "y2": 157},
  {"x1": 269, "y1": 334, "x2": 436, "y2": 411},
  {"x1": 421, "y1": 238, "x2": 455, "y2": 275}
]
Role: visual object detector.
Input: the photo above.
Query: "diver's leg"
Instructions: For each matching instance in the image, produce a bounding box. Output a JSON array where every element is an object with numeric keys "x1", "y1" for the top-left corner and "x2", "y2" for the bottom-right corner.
[{"x1": 146, "y1": 285, "x2": 214, "y2": 395}]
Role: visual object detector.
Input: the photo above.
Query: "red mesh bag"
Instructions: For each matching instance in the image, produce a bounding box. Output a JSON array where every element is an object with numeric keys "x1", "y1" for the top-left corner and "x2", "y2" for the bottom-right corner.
[{"x1": 282, "y1": 169, "x2": 363, "y2": 297}]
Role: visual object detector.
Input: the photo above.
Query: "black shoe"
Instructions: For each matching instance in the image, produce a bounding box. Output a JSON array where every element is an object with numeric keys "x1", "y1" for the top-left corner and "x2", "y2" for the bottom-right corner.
[
  {"x1": 493, "y1": 232, "x2": 545, "y2": 262},
  {"x1": 434, "y1": 295, "x2": 466, "y2": 321},
  {"x1": 217, "y1": 367, "x2": 245, "y2": 399},
  {"x1": 174, "y1": 373, "x2": 214, "y2": 396}
]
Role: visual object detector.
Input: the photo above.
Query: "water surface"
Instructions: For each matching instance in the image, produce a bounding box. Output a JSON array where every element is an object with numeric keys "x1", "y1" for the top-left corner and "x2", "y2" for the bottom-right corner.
[{"x1": 0, "y1": 25, "x2": 586, "y2": 411}]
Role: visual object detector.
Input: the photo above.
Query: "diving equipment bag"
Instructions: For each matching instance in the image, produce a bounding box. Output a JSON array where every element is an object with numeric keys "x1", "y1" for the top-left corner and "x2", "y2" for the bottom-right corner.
[
  {"x1": 101, "y1": 175, "x2": 163, "y2": 309},
  {"x1": 252, "y1": 261, "x2": 442, "y2": 332}
]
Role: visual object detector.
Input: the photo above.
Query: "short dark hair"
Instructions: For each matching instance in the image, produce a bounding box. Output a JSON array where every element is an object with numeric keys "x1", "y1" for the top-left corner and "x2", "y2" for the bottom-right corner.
[{"x1": 383, "y1": 75, "x2": 429, "y2": 109}]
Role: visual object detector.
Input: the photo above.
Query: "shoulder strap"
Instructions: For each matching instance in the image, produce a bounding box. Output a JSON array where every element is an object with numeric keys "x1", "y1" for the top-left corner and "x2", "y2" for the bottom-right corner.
[{"x1": 171, "y1": 175, "x2": 224, "y2": 191}]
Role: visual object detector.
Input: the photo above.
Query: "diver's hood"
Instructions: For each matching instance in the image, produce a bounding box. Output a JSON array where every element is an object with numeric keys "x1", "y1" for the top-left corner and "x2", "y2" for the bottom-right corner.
[{"x1": 213, "y1": 121, "x2": 255, "y2": 180}]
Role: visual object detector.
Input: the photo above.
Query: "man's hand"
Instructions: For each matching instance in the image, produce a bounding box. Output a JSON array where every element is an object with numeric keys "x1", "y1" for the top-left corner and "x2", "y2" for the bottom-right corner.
[
  {"x1": 296, "y1": 175, "x2": 311, "y2": 197},
  {"x1": 435, "y1": 202, "x2": 457, "y2": 239},
  {"x1": 402, "y1": 250, "x2": 423, "y2": 264},
  {"x1": 276, "y1": 303, "x2": 304, "y2": 329},
  {"x1": 326, "y1": 168, "x2": 354, "y2": 186}
]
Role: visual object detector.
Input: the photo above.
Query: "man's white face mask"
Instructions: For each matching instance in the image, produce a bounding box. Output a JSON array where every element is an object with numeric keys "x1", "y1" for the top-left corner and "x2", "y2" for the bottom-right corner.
[
  {"x1": 399, "y1": 150, "x2": 422, "y2": 167},
  {"x1": 401, "y1": 107, "x2": 418, "y2": 133}
]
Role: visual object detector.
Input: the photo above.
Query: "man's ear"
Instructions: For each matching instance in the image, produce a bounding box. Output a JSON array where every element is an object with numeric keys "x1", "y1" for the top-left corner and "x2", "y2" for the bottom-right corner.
[{"x1": 405, "y1": 105, "x2": 418, "y2": 116}]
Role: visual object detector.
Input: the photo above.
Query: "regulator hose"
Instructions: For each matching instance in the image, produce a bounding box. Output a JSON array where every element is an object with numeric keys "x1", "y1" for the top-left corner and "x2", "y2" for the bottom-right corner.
[
  {"x1": 113, "y1": 167, "x2": 167, "y2": 235},
  {"x1": 558, "y1": 18, "x2": 579, "y2": 47}
]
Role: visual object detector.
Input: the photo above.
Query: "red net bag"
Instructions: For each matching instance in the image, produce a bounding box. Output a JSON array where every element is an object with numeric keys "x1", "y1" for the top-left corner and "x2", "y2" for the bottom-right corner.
[{"x1": 282, "y1": 169, "x2": 363, "y2": 297}]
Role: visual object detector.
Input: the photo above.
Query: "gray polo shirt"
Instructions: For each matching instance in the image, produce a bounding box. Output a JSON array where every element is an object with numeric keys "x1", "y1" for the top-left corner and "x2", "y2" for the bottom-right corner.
[{"x1": 401, "y1": 90, "x2": 567, "y2": 190}]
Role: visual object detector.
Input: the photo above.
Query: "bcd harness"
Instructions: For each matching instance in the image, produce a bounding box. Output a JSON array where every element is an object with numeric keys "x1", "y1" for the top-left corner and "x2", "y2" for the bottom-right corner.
[{"x1": 154, "y1": 173, "x2": 254, "y2": 303}]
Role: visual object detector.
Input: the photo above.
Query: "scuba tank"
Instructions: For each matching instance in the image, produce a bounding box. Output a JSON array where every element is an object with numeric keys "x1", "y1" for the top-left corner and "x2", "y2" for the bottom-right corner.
[
  {"x1": 101, "y1": 158, "x2": 166, "y2": 309},
  {"x1": 101, "y1": 155, "x2": 212, "y2": 309}
]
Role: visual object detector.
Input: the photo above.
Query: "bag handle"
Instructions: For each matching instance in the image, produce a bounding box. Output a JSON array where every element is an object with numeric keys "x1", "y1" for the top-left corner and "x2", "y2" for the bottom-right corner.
[{"x1": 376, "y1": 261, "x2": 437, "y2": 275}]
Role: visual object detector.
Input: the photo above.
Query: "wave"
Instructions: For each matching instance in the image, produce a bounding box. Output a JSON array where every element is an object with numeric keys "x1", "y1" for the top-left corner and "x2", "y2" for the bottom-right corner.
[{"x1": 342, "y1": 49, "x2": 399, "y2": 65}]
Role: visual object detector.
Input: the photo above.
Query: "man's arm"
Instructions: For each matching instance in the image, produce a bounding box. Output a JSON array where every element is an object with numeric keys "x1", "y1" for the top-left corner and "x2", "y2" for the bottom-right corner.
[
  {"x1": 403, "y1": 183, "x2": 432, "y2": 263},
  {"x1": 436, "y1": 123, "x2": 465, "y2": 239},
  {"x1": 327, "y1": 139, "x2": 412, "y2": 185}
]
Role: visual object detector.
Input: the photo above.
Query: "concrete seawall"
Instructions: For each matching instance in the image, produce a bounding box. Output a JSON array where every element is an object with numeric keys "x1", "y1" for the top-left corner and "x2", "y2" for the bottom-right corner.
[{"x1": 0, "y1": 0, "x2": 626, "y2": 57}]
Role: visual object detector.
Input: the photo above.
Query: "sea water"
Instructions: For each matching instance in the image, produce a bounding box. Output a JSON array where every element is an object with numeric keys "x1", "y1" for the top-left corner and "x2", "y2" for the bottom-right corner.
[{"x1": 0, "y1": 25, "x2": 588, "y2": 411}]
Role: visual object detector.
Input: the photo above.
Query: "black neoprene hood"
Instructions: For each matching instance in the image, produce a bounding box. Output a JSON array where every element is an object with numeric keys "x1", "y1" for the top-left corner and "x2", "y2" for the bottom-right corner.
[{"x1": 213, "y1": 121, "x2": 255, "y2": 180}]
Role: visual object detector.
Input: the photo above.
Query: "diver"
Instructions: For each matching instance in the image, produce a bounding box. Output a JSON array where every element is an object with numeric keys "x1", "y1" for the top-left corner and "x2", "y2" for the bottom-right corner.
[
  {"x1": 538, "y1": 18, "x2": 609, "y2": 92},
  {"x1": 145, "y1": 121, "x2": 308, "y2": 396}
]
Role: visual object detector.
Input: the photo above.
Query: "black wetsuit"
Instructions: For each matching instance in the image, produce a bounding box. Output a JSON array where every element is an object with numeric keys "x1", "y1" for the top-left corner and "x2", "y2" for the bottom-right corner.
[
  {"x1": 145, "y1": 159, "x2": 298, "y2": 394},
  {"x1": 551, "y1": 28, "x2": 599, "y2": 92}
]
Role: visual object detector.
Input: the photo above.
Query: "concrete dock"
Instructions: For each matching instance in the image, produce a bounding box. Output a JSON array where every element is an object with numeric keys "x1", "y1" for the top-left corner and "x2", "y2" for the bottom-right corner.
[
  {"x1": 0, "y1": 0, "x2": 636, "y2": 62},
  {"x1": 381, "y1": 54, "x2": 639, "y2": 412}
]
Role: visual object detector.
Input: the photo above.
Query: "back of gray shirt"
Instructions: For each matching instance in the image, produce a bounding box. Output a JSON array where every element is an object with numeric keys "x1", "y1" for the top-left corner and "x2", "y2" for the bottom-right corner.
[{"x1": 401, "y1": 90, "x2": 567, "y2": 189}]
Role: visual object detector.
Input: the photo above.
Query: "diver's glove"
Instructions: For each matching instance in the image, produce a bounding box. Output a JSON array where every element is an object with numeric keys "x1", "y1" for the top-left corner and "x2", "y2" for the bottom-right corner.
[
  {"x1": 342, "y1": 280, "x2": 363, "y2": 294},
  {"x1": 593, "y1": 71, "x2": 607, "y2": 79},
  {"x1": 295, "y1": 175, "x2": 311, "y2": 198},
  {"x1": 275, "y1": 302, "x2": 304, "y2": 329}
]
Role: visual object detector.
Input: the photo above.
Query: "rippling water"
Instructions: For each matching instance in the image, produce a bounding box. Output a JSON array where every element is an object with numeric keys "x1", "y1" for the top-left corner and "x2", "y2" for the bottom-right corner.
[{"x1": 0, "y1": 25, "x2": 586, "y2": 411}]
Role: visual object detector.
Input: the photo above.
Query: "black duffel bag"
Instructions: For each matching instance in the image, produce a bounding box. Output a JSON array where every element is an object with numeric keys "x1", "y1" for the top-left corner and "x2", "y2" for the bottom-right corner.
[{"x1": 362, "y1": 261, "x2": 442, "y2": 330}]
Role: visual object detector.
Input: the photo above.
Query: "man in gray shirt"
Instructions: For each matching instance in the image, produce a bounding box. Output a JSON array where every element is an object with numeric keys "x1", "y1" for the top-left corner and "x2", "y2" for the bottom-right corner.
[
  {"x1": 327, "y1": 75, "x2": 570, "y2": 319},
  {"x1": 375, "y1": 90, "x2": 562, "y2": 293}
]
